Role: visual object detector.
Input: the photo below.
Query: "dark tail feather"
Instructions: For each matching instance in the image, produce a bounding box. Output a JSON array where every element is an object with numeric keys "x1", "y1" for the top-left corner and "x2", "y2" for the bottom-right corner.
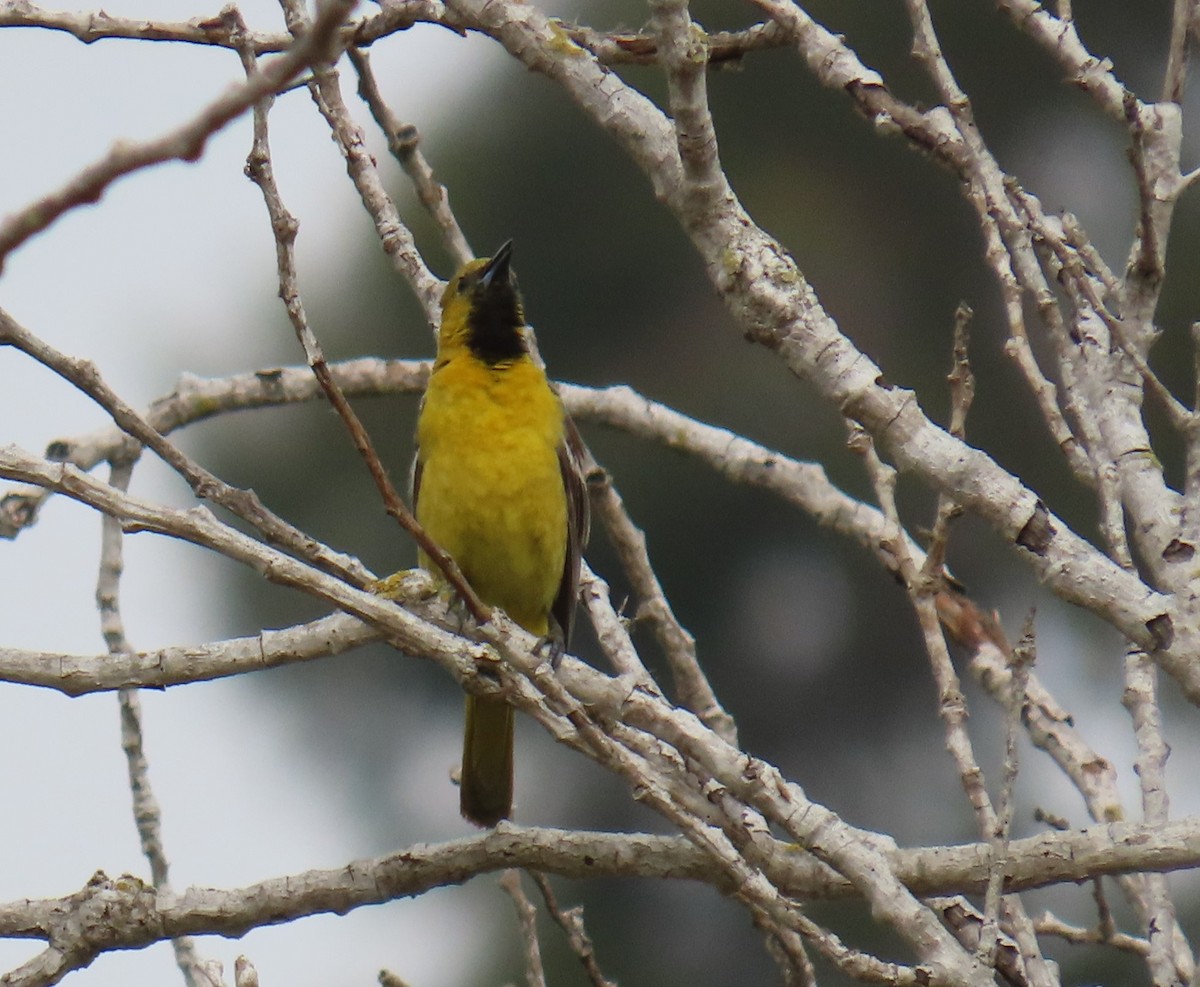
[{"x1": 460, "y1": 694, "x2": 514, "y2": 827}]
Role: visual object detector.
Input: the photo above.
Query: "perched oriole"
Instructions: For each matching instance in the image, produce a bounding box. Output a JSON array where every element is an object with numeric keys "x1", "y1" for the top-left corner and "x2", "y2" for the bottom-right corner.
[{"x1": 413, "y1": 242, "x2": 589, "y2": 827}]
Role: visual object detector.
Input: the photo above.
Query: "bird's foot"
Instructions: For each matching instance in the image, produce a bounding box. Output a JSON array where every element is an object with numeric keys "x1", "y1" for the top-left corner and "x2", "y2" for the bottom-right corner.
[{"x1": 533, "y1": 634, "x2": 566, "y2": 669}]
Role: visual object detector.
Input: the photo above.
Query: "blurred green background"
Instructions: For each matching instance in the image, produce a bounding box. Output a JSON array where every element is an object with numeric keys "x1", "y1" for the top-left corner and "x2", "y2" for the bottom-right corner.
[{"x1": 193, "y1": 1, "x2": 1200, "y2": 983}]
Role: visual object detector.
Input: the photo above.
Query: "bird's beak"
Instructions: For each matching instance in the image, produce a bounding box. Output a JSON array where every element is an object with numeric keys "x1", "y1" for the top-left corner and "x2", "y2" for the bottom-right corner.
[{"x1": 480, "y1": 240, "x2": 514, "y2": 289}]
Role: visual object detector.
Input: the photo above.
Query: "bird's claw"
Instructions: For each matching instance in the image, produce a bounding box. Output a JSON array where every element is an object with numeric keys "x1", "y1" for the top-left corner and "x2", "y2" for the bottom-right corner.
[{"x1": 534, "y1": 634, "x2": 566, "y2": 669}]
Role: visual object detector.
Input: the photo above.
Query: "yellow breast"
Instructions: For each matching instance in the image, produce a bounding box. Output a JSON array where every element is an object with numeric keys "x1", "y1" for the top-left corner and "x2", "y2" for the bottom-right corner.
[{"x1": 415, "y1": 354, "x2": 568, "y2": 636}]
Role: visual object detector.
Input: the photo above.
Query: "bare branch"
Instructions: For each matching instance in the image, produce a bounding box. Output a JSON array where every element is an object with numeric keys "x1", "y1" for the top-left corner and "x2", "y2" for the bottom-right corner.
[
  {"x1": 500, "y1": 871, "x2": 548, "y2": 987},
  {"x1": 993, "y1": 0, "x2": 1131, "y2": 121},
  {"x1": 1123, "y1": 649, "x2": 1195, "y2": 982},
  {"x1": 6, "y1": 6, "x2": 1200, "y2": 981},
  {"x1": 565, "y1": 19, "x2": 789, "y2": 66},
  {"x1": 0, "y1": 609, "x2": 381, "y2": 695},
  {"x1": 0, "y1": 358, "x2": 428, "y2": 540},
  {"x1": 0, "y1": 359, "x2": 913, "y2": 602},
  {"x1": 99, "y1": 454, "x2": 207, "y2": 987},
  {"x1": 295, "y1": 3, "x2": 443, "y2": 321},
  {"x1": 3, "y1": 820, "x2": 1200, "y2": 958},
  {"x1": 449, "y1": 0, "x2": 1199, "y2": 703},
  {"x1": 1034, "y1": 911, "x2": 1149, "y2": 958},
  {"x1": 0, "y1": 2, "x2": 793, "y2": 68},
  {"x1": 1163, "y1": 0, "x2": 1196, "y2": 104},
  {"x1": 0, "y1": 442, "x2": 957, "y2": 973},
  {"x1": 854, "y1": 411, "x2": 1050, "y2": 982},
  {"x1": 0, "y1": 0, "x2": 358, "y2": 270},
  {"x1": 648, "y1": 0, "x2": 723, "y2": 193},
  {"x1": 0, "y1": 308, "x2": 370, "y2": 586},
  {"x1": 587, "y1": 468, "x2": 737, "y2": 745},
  {"x1": 348, "y1": 48, "x2": 473, "y2": 266},
  {"x1": 236, "y1": 29, "x2": 485, "y2": 618},
  {"x1": 527, "y1": 873, "x2": 616, "y2": 987},
  {"x1": 0, "y1": 0, "x2": 286, "y2": 47}
]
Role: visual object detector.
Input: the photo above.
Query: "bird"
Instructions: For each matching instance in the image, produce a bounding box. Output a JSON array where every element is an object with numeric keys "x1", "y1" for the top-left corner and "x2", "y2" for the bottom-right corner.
[{"x1": 412, "y1": 241, "x2": 589, "y2": 827}]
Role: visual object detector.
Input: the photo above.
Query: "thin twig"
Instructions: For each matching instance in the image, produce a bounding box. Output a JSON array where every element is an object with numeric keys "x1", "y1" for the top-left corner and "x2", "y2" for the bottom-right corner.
[
  {"x1": 100, "y1": 455, "x2": 206, "y2": 987},
  {"x1": 500, "y1": 870, "x2": 548, "y2": 987},
  {"x1": 527, "y1": 872, "x2": 616, "y2": 987},
  {"x1": 0, "y1": 2, "x2": 791, "y2": 66},
  {"x1": 852, "y1": 288, "x2": 1049, "y2": 983},
  {"x1": 0, "y1": 357, "x2": 430, "y2": 540},
  {"x1": 1163, "y1": 0, "x2": 1196, "y2": 103},
  {"x1": 235, "y1": 17, "x2": 486, "y2": 620},
  {"x1": 347, "y1": 47, "x2": 472, "y2": 266},
  {"x1": 1122, "y1": 648, "x2": 1195, "y2": 982},
  {"x1": 994, "y1": 0, "x2": 1130, "y2": 121},
  {"x1": 1034, "y1": 911, "x2": 1149, "y2": 957},
  {"x1": 854, "y1": 421, "x2": 995, "y2": 829},
  {"x1": 1025, "y1": 192, "x2": 1191, "y2": 433},
  {"x1": 578, "y1": 564, "x2": 655, "y2": 681},
  {"x1": 288, "y1": 0, "x2": 443, "y2": 321},
  {"x1": 588, "y1": 468, "x2": 737, "y2": 745},
  {"x1": 756, "y1": 912, "x2": 817, "y2": 987},
  {"x1": 1186, "y1": 322, "x2": 1200, "y2": 546},
  {"x1": 985, "y1": 619, "x2": 1036, "y2": 980},
  {"x1": 0, "y1": 0, "x2": 358, "y2": 269},
  {"x1": 1093, "y1": 877, "x2": 1118, "y2": 944},
  {"x1": 0, "y1": 307, "x2": 369, "y2": 588}
]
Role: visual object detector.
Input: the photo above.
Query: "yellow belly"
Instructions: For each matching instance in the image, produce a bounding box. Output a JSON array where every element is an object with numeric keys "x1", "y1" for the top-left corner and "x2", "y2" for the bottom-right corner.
[{"x1": 416, "y1": 354, "x2": 568, "y2": 636}]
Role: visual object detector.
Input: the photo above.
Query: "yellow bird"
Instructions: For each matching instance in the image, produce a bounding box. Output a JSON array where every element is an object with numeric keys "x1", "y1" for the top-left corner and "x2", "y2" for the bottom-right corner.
[{"x1": 413, "y1": 241, "x2": 589, "y2": 827}]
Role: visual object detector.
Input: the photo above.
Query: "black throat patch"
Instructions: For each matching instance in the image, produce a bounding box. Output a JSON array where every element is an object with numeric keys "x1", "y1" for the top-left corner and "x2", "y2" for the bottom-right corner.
[{"x1": 467, "y1": 277, "x2": 527, "y2": 365}]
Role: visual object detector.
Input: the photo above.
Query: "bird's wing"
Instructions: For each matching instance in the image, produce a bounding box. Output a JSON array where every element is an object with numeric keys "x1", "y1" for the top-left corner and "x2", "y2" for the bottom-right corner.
[
  {"x1": 410, "y1": 450, "x2": 424, "y2": 516},
  {"x1": 552, "y1": 412, "x2": 592, "y2": 647}
]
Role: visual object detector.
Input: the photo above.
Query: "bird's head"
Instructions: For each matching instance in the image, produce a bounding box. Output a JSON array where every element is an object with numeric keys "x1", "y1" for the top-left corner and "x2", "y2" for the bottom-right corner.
[{"x1": 438, "y1": 241, "x2": 527, "y2": 364}]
